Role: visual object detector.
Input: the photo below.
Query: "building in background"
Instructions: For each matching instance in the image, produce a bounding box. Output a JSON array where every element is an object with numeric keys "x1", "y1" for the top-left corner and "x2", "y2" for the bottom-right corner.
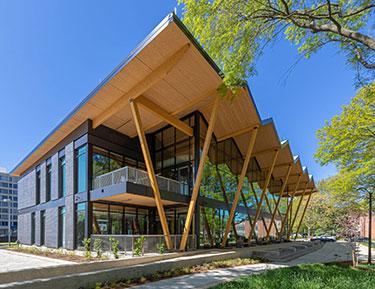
[
  {"x1": 0, "y1": 167, "x2": 19, "y2": 240},
  {"x1": 359, "y1": 214, "x2": 375, "y2": 240}
]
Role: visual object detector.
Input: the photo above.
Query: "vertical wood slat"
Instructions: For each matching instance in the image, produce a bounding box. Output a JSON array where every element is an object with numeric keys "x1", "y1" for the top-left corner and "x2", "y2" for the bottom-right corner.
[
  {"x1": 179, "y1": 97, "x2": 220, "y2": 251},
  {"x1": 221, "y1": 127, "x2": 258, "y2": 247},
  {"x1": 129, "y1": 99, "x2": 173, "y2": 249},
  {"x1": 248, "y1": 149, "x2": 279, "y2": 239}
]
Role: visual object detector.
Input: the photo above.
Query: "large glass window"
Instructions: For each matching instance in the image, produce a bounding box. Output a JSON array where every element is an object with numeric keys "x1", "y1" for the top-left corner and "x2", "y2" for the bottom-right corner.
[
  {"x1": 31, "y1": 212, "x2": 35, "y2": 244},
  {"x1": 58, "y1": 207, "x2": 66, "y2": 248},
  {"x1": 76, "y1": 145, "x2": 87, "y2": 193},
  {"x1": 35, "y1": 168, "x2": 41, "y2": 205},
  {"x1": 110, "y1": 205, "x2": 123, "y2": 234},
  {"x1": 46, "y1": 163, "x2": 52, "y2": 202},
  {"x1": 40, "y1": 210, "x2": 46, "y2": 246},
  {"x1": 92, "y1": 203, "x2": 109, "y2": 234},
  {"x1": 59, "y1": 156, "x2": 66, "y2": 198},
  {"x1": 75, "y1": 203, "x2": 86, "y2": 248},
  {"x1": 93, "y1": 146, "x2": 110, "y2": 179}
]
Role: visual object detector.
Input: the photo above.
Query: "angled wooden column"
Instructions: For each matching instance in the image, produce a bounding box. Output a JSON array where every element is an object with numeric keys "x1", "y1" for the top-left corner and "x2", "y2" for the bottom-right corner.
[
  {"x1": 129, "y1": 99, "x2": 173, "y2": 249},
  {"x1": 278, "y1": 174, "x2": 301, "y2": 239},
  {"x1": 179, "y1": 97, "x2": 220, "y2": 251},
  {"x1": 263, "y1": 191, "x2": 280, "y2": 236},
  {"x1": 265, "y1": 164, "x2": 292, "y2": 239},
  {"x1": 294, "y1": 192, "x2": 313, "y2": 240},
  {"x1": 201, "y1": 207, "x2": 214, "y2": 247},
  {"x1": 221, "y1": 127, "x2": 258, "y2": 247},
  {"x1": 249, "y1": 182, "x2": 269, "y2": 236},
  {"x1": 247, "y1": 149, "x2": 279, "y2": 239},
  {"x1": 216, "y1": 165, "x2": 239, "y2": 239},
  {"x1": 288, "y1": 183, "x2": 309, "y2": 238}
]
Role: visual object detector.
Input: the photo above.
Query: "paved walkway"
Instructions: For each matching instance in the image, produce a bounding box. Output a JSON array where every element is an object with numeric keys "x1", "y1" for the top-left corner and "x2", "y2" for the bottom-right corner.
[
  {"x1": 132, "y1": 263, "x2": 284, "y2": 289},
  {"x1": 0, "y1": 249, "x2": 74, "y2": 273},
  {"x1": 357, "y1": 243, "x2": 375, "y2": 263},
  {"x1": 286, "y1": 242, "x2": 353, "y2": 266},
  {"x1": 132, "y1": 242, "x2": 354, "y2": 289}
]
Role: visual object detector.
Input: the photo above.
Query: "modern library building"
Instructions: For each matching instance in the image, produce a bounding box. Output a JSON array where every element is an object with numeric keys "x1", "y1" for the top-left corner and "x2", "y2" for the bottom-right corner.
[{"x1": 12, "y1": 13, "x2": 316, "y2": 251}]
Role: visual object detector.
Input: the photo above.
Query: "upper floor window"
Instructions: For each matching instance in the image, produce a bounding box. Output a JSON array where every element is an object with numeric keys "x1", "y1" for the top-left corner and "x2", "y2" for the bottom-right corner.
[
  {"x1": 35, "y1": 167, "x2": 41, "y2": 205},
  {"x1": 59, "y1": 156, "x2": 66, "y2": 198},
  {"x1": 76, "y1": 145, "x2": 87, "y2": 193},
  {"x1": 46, "y1": 162, "x2": 52, "y2": 202}
]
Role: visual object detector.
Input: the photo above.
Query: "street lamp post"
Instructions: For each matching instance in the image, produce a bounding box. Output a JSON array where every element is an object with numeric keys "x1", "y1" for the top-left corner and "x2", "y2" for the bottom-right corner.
[{"x1": 3, "y1": 198, "x2": 11, "y2": 246}]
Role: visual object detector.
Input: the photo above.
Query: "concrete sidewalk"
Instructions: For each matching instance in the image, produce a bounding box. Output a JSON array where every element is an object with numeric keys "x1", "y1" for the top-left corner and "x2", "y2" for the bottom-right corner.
[
  {"x1": 131, "y1": 242, "x2": 354, "y2": 289},
  {"x1": 132, "y1": 263, "x2": 285, "y2": 289},
  {"x1": 0, "y1": 249, "x2": 74, "y2": 273}
]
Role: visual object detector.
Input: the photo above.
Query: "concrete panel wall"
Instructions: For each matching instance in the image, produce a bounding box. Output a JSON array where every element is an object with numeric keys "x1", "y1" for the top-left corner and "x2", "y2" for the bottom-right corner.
[
  {"x1": 17, "y1": 213, "x2": 31, "y2": 245},
  {"x1": 18, "y1": 170, "x2": 36, "y2": 210},
  {"x1": 45, "y1": 207, "x2": 59, "y2": 248},
  {"x1": 51, "y1": 154, "x2": 59, "y2": 200},
  {"x1": 64, "y1": 142, "x2": 75, "y2": 250}
]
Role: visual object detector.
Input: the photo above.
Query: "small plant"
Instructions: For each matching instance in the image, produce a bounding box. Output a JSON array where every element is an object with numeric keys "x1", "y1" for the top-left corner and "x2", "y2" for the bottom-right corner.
[
  {"x1": 157, "y1": 242, "x2": 166, "y2": 254},
  {"x1": 93, "y1": 238, "x2": 103, "y2": 259},
  {"x1": 109, "y1": 237, "x2": 120, "y2": 259},
  {"x1": 133, "y1": 235, "x2": 146, "y2": 256},
  {"x1": 83, "y1": 238, "x2": 91, "y2": 259}
]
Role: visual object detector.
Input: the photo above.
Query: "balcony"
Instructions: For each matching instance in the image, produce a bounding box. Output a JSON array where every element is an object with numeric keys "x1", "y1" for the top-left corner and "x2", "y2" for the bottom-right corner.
[{"x1": 92, "y1": 166, "x2": 189, "y2": 196}]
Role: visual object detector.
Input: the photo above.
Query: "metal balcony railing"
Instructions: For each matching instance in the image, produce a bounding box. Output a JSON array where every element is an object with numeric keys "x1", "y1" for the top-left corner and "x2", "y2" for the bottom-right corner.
[{"x1": 92, "y1": 166, "x2": 189, "y2": 196}]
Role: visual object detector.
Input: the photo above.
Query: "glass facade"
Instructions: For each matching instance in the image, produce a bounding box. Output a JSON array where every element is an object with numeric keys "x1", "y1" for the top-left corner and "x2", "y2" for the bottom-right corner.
[
  {"x1": 59, "y1": 155, "x2": 66, "y2": 198},
  {"x1": 76, "y1": 146, "x2": 87, "y2": 193},
  {"x1": 153, "y1": 115, "x2": 194, "y2": 195},
  {"x1": 75, "y1": 203, "x2": 86, "y2": 248},
  {"x1": 40, "y1": 210, "x2": 46, "y2": 246},
  {"x1": 46, "y1": 163, "x2": 52, "y2": 202},
  {"x1": 0, "y1": 172, "x2": 18, "y2": 237},
  {"x1": 35, "y1": 168, "x2": 41, "y2": 205},
  {"x1": 92, "y1": 145, "x2": 145, "y2": 185},
  {"x1": 58, "y1": 207, "x2": 66, "y2": 248},
  {"x1": 92, "y1": 202, "x2": 187, "y2": 236}
]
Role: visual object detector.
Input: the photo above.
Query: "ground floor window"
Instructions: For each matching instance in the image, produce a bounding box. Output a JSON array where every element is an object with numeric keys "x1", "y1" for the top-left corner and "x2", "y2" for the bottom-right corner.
[
  {"x1": 75, "y1": 203, "x2": 86, "y2": 248},
  {"x1": 92, "y1": 202, "x2": 187, "y2": 235},
  {"x1": 31, "y1": 212, "x2": 35, "y2": 244},
  {"x1": 58, "y1": 207, "x2": 66, "y2": 248},
  {"x1": 40, "y1": 210, "x2": 45, "y2": 246}
]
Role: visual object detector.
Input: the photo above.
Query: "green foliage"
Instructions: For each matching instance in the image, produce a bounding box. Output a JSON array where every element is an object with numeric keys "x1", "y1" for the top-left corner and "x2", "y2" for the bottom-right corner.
[
  {"x1": 315, "y1": 82, "x2": 375, "y2": 195},
  {"x1": 133, "y1": 236, "x2": 146, "y2": 256},
  {"x1": 93, "y1": 238, "x2": 103, "y2": 259},
  {"x1": 179, "y1": 0, "x2": 375, "y2": 88},
  {"x1": 157, "y1": 242, "x2": 166, "y2": 254},
  {"x1": 83, "y1": 238, "x2": 91, "y2": 259},
  {"x1": 211, "y1": 264, "x2": 375, "y2": 289},
  {"x1": 308, "y1": 82, "x2": 375, "y2": 237},
  {"x1": 109, "y1": 237, "x2": 120, "y2": 259}
]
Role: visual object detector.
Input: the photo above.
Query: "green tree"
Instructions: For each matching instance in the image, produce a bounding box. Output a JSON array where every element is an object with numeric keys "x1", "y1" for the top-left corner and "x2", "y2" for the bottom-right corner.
[
  {"x1": 315, "y1": 82, "x2": 375, "y2": 196},
  {"x1": 178, "y1": 0, "x2": 374, "y2": 88}
]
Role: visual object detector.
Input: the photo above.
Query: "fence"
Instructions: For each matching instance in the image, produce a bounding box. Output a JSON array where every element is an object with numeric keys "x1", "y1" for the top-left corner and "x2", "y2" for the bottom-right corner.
[
  {"x1": 90, "y1": 234, "x2": 196, "y2": 254},
  {"x1": 92, "y1": 166, "x2": 188, "y2": 196}
]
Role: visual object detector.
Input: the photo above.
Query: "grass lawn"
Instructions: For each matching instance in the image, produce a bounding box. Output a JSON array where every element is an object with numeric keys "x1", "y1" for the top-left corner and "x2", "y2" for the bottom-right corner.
[{"x1": 211, "y1": 264, "x2": 375, "y2": 289}]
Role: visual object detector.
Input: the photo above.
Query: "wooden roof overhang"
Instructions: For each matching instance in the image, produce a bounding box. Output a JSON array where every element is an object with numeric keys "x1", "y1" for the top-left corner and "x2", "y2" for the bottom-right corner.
[{"x1": 12, "y1": 13, "x2": 261, "y2": 176}]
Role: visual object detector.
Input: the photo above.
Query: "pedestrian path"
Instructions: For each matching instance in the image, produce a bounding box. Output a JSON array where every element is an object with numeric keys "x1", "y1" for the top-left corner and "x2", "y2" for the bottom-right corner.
[
  {"x1": 132, "y1": 242, "x2": 354, "y2": 289},
  {"x1": 132, "y1": 263, "x2": 284, "y2": 289},
  {"x1": 0, "y1": 249, "x2": 74, "y2": 273}
]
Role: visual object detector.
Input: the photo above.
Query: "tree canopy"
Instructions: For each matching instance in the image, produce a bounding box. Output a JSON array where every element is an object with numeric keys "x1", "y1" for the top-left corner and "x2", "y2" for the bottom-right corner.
[
  {"x1": 178, "y1": 0, "x2": 375, "y2": 88},
  {"x1": 315, "y1": 82, "x2": 375, "y2": 196}
]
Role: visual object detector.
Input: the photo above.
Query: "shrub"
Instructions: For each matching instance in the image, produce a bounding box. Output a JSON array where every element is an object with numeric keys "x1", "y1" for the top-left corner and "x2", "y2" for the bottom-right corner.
[
  {"x1": 109, "y1": 237, "x2": 120, "y2": 259},
  {"x1": 157, "y1": 242, "x2": 166, "y2": 254},
  {"x1": 133, "y1": 236, "x2": 146, "y2": 256},
  {"x1": 83, "y1": 238, "x2": 91, "y2": 259},
  {"x1": 93, "y1": 238, "x2": 103, "y2": 259}
]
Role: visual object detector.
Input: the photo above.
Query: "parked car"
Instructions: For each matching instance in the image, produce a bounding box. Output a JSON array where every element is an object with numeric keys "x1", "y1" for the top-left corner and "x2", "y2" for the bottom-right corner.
[{"x1": 310, "y1": 236, "x2": 336, "y2": 242}]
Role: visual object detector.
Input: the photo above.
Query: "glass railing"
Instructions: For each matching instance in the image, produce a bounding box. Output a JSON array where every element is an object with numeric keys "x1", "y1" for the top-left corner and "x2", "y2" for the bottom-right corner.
[{"x1": 92, "y1": 166, "x2": 189, "y2": 196}]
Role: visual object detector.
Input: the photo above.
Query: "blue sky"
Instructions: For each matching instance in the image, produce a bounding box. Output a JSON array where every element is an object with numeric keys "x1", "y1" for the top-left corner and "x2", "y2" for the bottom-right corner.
[{"x1": 0, "y1": 1, "x2": 356, "y2": 180}]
